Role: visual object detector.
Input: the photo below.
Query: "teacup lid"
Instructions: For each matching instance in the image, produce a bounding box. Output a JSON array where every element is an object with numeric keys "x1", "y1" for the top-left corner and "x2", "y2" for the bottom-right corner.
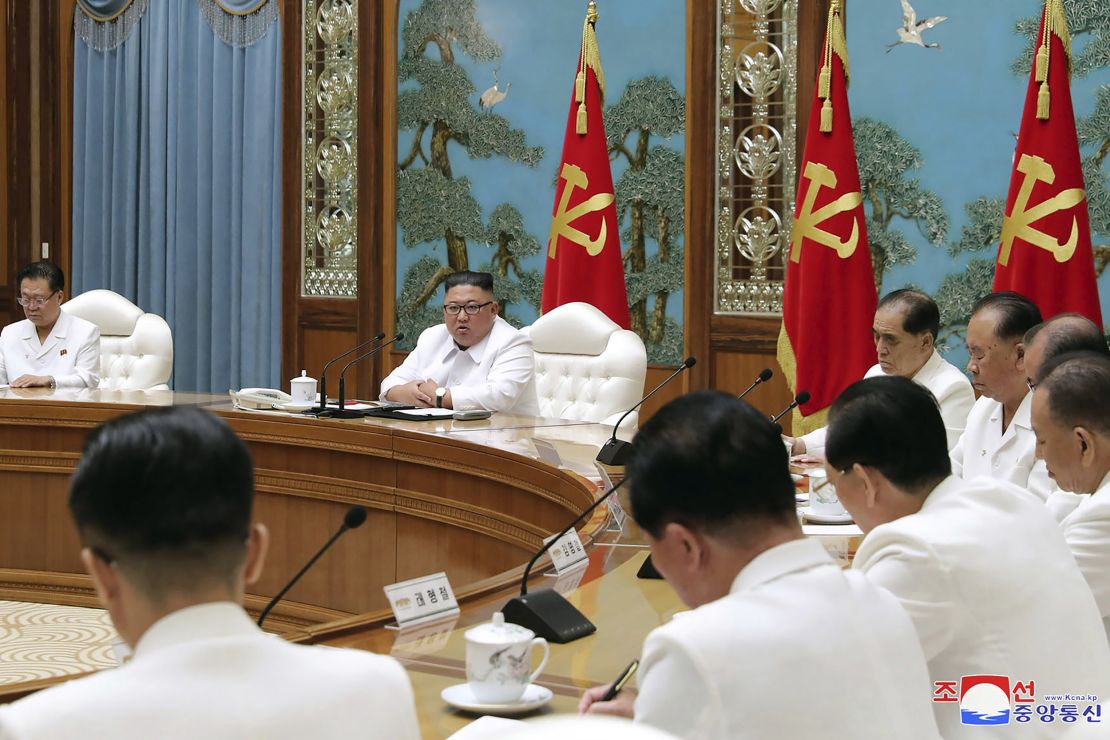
[
  {"x1": 291, "y1": 370, "x2": 316, "y2": 383},
  {"x1": 465, "y1": 611, "x2": 533, "y2": 644}
]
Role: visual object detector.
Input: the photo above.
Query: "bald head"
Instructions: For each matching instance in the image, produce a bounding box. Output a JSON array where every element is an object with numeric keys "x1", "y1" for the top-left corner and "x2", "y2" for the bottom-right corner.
[
  {"x1": 1024, "y1": 314, "x2": 1109, "y2": 388},
  {"x1": 1031, "y1": 352, "x2": 1110, "y2": 493}
]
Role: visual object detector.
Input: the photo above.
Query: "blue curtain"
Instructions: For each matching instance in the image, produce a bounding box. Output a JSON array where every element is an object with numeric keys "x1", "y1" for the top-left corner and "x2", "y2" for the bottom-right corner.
[{"x1": 72, "y1": 0, "x2": 281, "y2": 392}]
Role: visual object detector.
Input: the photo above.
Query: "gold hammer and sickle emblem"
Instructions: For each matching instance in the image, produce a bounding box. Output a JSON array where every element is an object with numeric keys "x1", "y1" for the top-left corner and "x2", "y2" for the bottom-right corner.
[
  {"x1": 789, "y1": 161, "x2": 863, "y2": 263},
  {"x1": 547, "y1": 163, "x2": 615, "y2": 259},
  {"x1": 999, "y1": 154, "x2": 1086, "y2": 267}
]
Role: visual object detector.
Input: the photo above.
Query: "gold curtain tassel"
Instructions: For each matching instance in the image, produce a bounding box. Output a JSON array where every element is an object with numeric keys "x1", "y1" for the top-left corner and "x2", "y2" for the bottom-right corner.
[
  {"x1": 575, "y1": 71, "x2": 585, "y2": 103},
  {"x1": 820, "y1": 98, "x2": 833, "y2": 133},
  {"x1": 1036, "y1": 81, "x2": 1050, "y2": 120},
  {"x1": 1035, "y1": 45, "x2": 1049, "y2": 82},
  {"x1": 576, "y1": 102, "x2": 588, "y2": 134},
  {"x1": 818, "y1": 66, "x2": 831, "y2": 100}
]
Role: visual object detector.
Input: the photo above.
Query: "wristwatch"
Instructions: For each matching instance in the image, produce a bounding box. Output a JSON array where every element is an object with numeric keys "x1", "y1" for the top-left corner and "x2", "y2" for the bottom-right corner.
[
  {"x1": 435, "y1": 387, "x2": 447, "y2": 408},
  {"x1": 48, "y1": 376, "x2": 56, "y2": 390}
]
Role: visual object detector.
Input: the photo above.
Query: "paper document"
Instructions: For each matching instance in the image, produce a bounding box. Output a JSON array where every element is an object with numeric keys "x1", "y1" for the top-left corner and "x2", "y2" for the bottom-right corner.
[
  {"x1": 447, "y1": 716, "x2": 524, "y2": 739},
  {"x1": 393, "y1": 408, "x2": 456, "y2": 418}
]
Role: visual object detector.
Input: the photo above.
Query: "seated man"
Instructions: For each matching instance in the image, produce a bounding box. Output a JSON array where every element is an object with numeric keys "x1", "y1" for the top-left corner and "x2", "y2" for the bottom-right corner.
[
  {"x1": 792, "y1": 289, "x2": 973, "y2": 456},
  {"x1": 0, "y1": 260, "x2": 99, "y2": 389},
  {"x1": 0, "y1": 407, "x2": 419, "y2": 739},
  {"x1": 381, "y1": 271, "x2": 539, "y2": 415},
  {"x1": 826, "y1": 376, "x2": 1110, "y2": 738},
  {"x1": 579, "y1": 391, "x2": 941, "y2": 739},
  {"x1": 1031, "y1": 351, "x2": 1110, "y2": 642},
  {"x1": 949, "y1": 291, "x2": 1051, "y2": 499}
]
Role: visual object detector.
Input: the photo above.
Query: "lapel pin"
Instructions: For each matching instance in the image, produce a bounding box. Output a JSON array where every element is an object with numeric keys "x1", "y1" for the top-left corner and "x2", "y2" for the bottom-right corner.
[{"x1": 60, "y1": 349, "x2": 67, "y2": 356}]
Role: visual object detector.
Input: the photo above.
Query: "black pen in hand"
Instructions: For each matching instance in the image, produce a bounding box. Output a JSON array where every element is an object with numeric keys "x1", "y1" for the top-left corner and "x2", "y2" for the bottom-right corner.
[{"x1": 600, "y1": 659, "x2": 639, "y2": 702}]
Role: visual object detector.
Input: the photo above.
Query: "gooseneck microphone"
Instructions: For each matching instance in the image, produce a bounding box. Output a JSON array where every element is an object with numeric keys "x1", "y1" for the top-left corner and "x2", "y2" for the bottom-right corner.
[
  {"x1": 596, "y1": 357, "x2": 697, "y2": 466},
  {"x1": 737, "y1": 368, "x2": 774, "y2": 400},
  {"x1": 771, "y1": 390, "x2": 811, "y2": 424},
  {"x1": 314, "y1": 332, "x2": 386, "y2": 413},
  {"x1": 322, "y1": 333, "x2": 405, "y2": 419},
  {"x1": 501, "y1": 477, "x2": 629, "y2": 644},
  {"x1": 257, "y1": 505, "x2": 368, "y2": 628}
]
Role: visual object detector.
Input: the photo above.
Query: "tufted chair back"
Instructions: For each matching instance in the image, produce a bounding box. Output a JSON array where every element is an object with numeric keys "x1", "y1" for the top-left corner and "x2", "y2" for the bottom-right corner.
[
  {"x1": 61, "y1": 290, "x2": 174, "y2": 390},
  {"x1": 522, "y1": 302, "x2": 647, "y2": 429}
]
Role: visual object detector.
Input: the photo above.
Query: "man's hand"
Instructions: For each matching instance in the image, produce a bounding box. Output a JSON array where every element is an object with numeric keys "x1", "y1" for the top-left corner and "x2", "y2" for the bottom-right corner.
[
  {"x1": 415, "y1": 379, "x2": 440, "y2": 406},
  {"x1": 11, "y1": 374, "x2": 52, "y2": 389},
  {"x1": 385, "y1": 380, "x2": 433, "y2": 407},
  {"x1": 784, "y1": 435, "x2": 806, "y2": 456},
  {"x1": 578, "y1": 684, "x2": 637, "y2": 719}
]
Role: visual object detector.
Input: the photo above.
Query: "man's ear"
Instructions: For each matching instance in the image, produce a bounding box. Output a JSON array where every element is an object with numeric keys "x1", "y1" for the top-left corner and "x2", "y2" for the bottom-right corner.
[
  {"x1": 659, "y1": 522, "x2": 705, "y2": 571},
  {"x1": 853, "y1": 463, "x2": 882, "y2": 509},
  {"x1": 243, "y1": 523, "x2": 270, "y2": 587},
  {"x1": 81, "y1": 547, "x2": 121, "y2": 609},
  {"x1": 1014, "y1": 341, "x2": 1026, "y2": 370},
  {"x1": 490, "y1": 300, "x2": 500, "y2": 317},
  {"x1": 920, "y1": 331, "x2": 935, "y2": 352}
]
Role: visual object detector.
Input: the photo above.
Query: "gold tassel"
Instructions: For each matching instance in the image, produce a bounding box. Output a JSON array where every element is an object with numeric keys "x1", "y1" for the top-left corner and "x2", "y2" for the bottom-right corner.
[
  {"x1": 820, "y1": 99, "x2": 833, "y2": 132},
  {"x1": 575, "y1": 71, "x2": 585, "y2": 103},
  {"x1": 576, "y1": 102, "x2": 587, "y2": 134},
  {"x1": 1035, "y1": 45, "x2": 1049, "y2": 82},
  {"x1": 1036, "y1": 81, "x2": 1050, "y2": 120},
  {"x1": 818, "y1": 66, "x2": 830, "y2": 100}
]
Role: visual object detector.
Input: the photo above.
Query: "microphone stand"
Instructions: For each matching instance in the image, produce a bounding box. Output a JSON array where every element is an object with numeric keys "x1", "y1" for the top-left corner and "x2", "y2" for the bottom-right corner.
[
  {"x1": 320, "y1": 334, "x2": 404, "y2": 419},
  {"x1": 309, "y1": 332, "x2": 386, "y2": 415},
  {"x1": 596, "y1": 357, "x2": 696, "y2": 466},
  {"x1": 502, "y1": 478, "x2": 628, "y2": 643}
]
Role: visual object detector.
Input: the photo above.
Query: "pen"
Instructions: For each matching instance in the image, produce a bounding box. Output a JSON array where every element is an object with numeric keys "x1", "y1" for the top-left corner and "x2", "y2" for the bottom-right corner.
[{"x1": 600, "y1": 659, "x2": 639, "y2": 702}]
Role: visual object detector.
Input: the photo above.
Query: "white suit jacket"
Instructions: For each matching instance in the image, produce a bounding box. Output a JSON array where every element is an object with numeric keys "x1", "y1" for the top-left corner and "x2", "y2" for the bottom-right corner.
[
  {"x1": 1046, "y1": 472, "x2": 1110, "y2": 646},
  {"x1": 633, "y1": 539, "x2": 941, "y2": 740},
  {"x1": 0, "y1": 312, "x2": 100, "y2": 388},
  {"x1": 949, "y1": 392, "x2": 1054, "y2": 500},
  {"x1": 800, "y1": 351, "x2": 974, "y2": 455},
  {"x1": 381, "y1": 316, "x2": 539, "y2": 415},
  {"x1": 0, "y1": 602, "x2": 420, "y2": 740},
  {"x1": 854, "y1": 476, "x2": 1110, "y2": 739}
]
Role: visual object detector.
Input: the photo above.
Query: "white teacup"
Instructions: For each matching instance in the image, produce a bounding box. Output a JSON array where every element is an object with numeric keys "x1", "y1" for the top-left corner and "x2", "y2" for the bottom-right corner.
[
  {"x1": 289, "y1": 371, "x2": 317, "y2": 404},
  {"x1": 808, "y1": 470, "x2": 847, "y2": 517},
  {"x1": 464, "y1": 612, "x2": 550, "y2": 704}
]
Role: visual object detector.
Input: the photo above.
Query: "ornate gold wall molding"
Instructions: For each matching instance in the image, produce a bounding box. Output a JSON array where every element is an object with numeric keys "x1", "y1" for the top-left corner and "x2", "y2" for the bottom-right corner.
[
  {"x1": 302, "y1": 0, "x2": 358, "y2": 297},
  {"x1": 714, "y1": 0, "x2": 797, "y2": 315}
]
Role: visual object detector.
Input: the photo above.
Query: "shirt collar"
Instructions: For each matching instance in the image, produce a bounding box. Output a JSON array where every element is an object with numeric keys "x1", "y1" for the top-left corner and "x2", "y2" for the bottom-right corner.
[
  {"x1": 133, "y1": 602, "x2": 259, "y2": 659},
  {"x1": 912, "y1": 350, "x2": 943, "y2": 381},
  {"x1": 20, "y1": 311, "x2": 69, "y2": 341},
  {"x1": 1012, "y1": 390, "x2": 1033, "y2": 431},
  {"x1": 439, "y1": 319, "x2": 497, "y2": 365},
  {"x1": 730, "y1": 538, "x2": 834, "y2": 595}
]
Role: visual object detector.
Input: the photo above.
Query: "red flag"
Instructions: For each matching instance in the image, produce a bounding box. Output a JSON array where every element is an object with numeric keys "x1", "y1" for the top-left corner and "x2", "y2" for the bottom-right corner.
[
  {"x1": 777, "y1": 0, "x2": 876, "y2": 434},
  {"x1": 994, "y1": 0, "x2": 1103, "y2": 328},
  {"x1": 541, "y1": 2, "x2": 630, "y2": 329}
]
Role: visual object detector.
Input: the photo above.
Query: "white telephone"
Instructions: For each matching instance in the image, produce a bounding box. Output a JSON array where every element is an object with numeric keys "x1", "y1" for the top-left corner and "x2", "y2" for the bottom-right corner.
[{"x1": 230, "y1": 387, "x2": 294, "y2": 411}]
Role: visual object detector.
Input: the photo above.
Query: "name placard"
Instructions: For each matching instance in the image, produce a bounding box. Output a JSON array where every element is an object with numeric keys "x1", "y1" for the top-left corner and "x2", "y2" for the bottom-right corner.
[
  {"x1": 383, "y1": 571, "x2": 460, "y2": 629},
  {"x1": 543, "y1": 530, "x2": 588, "y2": 574}
]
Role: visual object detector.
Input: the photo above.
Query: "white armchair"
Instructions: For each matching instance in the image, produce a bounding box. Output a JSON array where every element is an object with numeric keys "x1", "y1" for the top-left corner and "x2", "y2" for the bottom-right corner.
[
  {"x1": 61, "y1": 290, "x2": 174, "y2": 390},
  {"x1": 522, "y1": 302, "x2": 647, "y2": 428}
]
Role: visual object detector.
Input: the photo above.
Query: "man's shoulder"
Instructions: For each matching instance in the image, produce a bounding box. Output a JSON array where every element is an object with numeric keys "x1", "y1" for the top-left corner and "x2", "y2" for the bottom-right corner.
[
  {"x1": 0, "y1": 319, "x2": 29, "y2": 340},
  {"x1": 927, "y1": 356, "x2": 973, "y2": 392},
  {"x1": 415, "y1": 323, "x2": 450, "y2": 346},
  {"x1": 62, "y1": 312, "x2": 99, "y2": 339}
]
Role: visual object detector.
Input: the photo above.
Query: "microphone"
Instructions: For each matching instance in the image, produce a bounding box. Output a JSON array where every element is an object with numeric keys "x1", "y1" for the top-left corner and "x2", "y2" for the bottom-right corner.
[
  {"x1": 596, "y1": 357, "x2": 696, "y2": 466},
  {"x1": 502, "y1": 477, "x2": 629, "y2": 643},
  {"x1": 314, "y1": 332, "x2": 386, "y2": 413},
  {"x1": 771, "y1": 390, "x2": 810, "y2": 424},
  {"x1": 322, "y1": 333, "x2": 405, "y2": 419},
  {"x1": 737, "y1": 368, "x2": 773, "y2": 400},
  {"x1": 257, "y1": 505, "x2": 368, "y2": 628}
]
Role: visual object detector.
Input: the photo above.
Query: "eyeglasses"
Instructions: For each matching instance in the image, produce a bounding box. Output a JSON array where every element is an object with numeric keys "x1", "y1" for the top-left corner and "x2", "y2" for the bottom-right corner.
[
  {"x1": 443, "y1": 301, "x2": 493, "y2": 316},
  {"x1": 16, "y1": 291, "x2": 58, "y2": 309}
]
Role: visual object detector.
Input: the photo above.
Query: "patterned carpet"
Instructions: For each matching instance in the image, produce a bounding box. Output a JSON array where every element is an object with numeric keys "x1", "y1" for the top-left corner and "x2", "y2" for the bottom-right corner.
[{"x1": 0, "y1": 601, "x2": 118, "y2": 685}]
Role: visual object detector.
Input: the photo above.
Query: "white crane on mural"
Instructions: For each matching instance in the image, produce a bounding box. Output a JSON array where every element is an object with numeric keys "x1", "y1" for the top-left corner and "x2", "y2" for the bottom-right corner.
[
  {"x1": 479, "y1": 69, "x2": 512, "y2": 111},
  {"x1": 886, "y1": 0, "x2": 947, "y2": 52}
]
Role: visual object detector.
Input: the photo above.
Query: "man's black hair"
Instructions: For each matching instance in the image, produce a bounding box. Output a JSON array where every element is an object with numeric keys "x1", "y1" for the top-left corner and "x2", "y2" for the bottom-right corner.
[
  {"x1": 1025, "y1": 314, "x2": 1110, "y2": 383},
  {"x1": 69, "y1": 407, "x2": 254, "y2": 596},
  {"x1": 1037, "y1": 351, "x2": 1110, "y2": 437},
  {"x1": 877, "y1": 288, "x2": 940, "y2": 340},
  {"x1": 970, "y1": 291, "x2": 1043, "y2": 341},
  {"x1": 627, "y1": 390, "x2": 796, "y2": 539},
  {"x1": 17, "y1": 260, "x2": 65, "y2": 293},
  {"x1": 826, "y1": 376, "x2": 950, "y2": 493},
  {"x1": 444, "y1": 271, "x2": 495, "y2": 294}
]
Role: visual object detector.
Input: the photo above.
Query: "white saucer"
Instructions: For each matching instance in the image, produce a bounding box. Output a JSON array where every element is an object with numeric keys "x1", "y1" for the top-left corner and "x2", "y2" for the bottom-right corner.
[
  {"x1": 441, "y1": 683, "x2": 553, "y2": 715},
  {"x1": 278, "y1": 401, "x2": 316, "y2": 412},
  {"x1": 800, "y1": 506, "x2": 853, "y2": 524}
]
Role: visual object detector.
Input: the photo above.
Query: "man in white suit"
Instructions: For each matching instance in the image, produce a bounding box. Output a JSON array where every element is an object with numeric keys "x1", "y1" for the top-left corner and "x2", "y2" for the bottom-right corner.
[
  {"x1": 791, "y1": 289, "x2": 973, "y2": 456},
  {"x1": 381, "y1": 271, "x2": 538, "y2": 414},
  {"x1": 0, "y1": 261, "x2": 99, "y2": 389},
  {"x1": 579, "y1": 391, "x2": 941, "y2": 739},
  {"x1": 0, "y1": 407, "x2": 420, "y2": 740},
  {"x1": 1032, "y1": 351, "x2": 1110, "y2": 644},
  {"x1": 949, "y1": 291, "x2": 1053, "y2": 499},
  {"x1": 825, "y1": 376, "x2": 1110, "y2": 738}
]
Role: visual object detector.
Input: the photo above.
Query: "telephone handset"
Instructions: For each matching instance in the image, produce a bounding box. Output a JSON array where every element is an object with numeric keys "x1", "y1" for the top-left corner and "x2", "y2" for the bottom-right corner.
[{"x1": 230, "y1": 387, "x2": 294, "y2": 411}]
